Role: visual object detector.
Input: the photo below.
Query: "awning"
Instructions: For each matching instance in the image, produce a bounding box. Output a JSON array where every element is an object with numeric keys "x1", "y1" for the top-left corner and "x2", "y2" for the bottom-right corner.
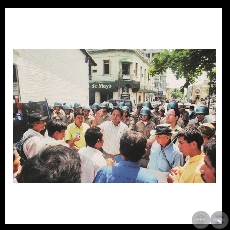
[
  {"x1": 119, "y1": 58, "x2": 133, "y2": 63},
  {"x1": 115, "y1": 80, "x2": 140, "y2": 89}
]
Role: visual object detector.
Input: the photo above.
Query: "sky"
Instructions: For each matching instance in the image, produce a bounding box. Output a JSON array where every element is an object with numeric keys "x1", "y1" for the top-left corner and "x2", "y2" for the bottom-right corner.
[
  {"x1": 166, "y1": 68, "x2": 208, "y2": 88},
  {"x1": 6, "y1": 8, "x2": 222, "y2": 224}
]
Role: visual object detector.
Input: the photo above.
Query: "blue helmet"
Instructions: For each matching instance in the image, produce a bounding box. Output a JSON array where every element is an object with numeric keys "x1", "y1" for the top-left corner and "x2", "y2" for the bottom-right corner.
[
  {"x1": 54, "y1": 101, "x2": 62, "y2": 107},
  {"x1": 82, "y1": 106, "x2": 91, "y2": 111},
  {"x1": 140, "y1": 107, "x2": 150, "y2": 115},
  {"x1": 122, "y1": 106, "x2": 130, "y2": 113},
  {"x1": 196, "y1": 106, "x2": 209, "y2": 115},
  {"x1": 167, "y1": 101, "x2": 178, "y2": 110},
  {"x1": 63, "y1": 104, "x2": 72, "y2": 110},
  {"x1": 74, "y1": 102, "x2": 81, "y2": 109},
  {"x1": 99, "y1": 102, "x2": 108, "y2": 108},
  {"x1": 118, "y1": 101, "x2": 125, "y2": 109},
  {"x1": 92, "y1": 103, "x2": 99, "y2": 109}
]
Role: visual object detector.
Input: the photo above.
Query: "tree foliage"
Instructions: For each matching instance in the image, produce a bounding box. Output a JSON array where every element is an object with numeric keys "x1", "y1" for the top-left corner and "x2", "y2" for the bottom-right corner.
[
  {"x1": 170, "y1": 88, "x2": 183, "y2": 100},
  {"x1": 148, "y1": 49, "x2": 216, "y2": 94}
]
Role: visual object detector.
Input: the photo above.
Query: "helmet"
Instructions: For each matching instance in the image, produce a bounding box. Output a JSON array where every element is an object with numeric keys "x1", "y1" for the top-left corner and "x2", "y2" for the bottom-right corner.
[
  {"x1": 99, "y1": 102, "x2": 108, "y2": 108},
  {"x1": 74, "y1": 103, "x2": 81, "y2": 109},
  {"x1": 63, "y1": 104, "x2": 72, "y2": 110},
  {"x1": 92, "y1": 103, "x2": 99, "y2": 109},
  {"x1": 140, "y1": 107, "x2": 150, "y2": 116},
  {"x1": 82, "y1": 106, "x2": 91, "y2": 111},
  {"x1": 54, "y1": 101, "x2": 62, "y2": 107},
  {"x1": 122, "y1": 106, "x2": 130, "y2": 113},
  {"x1": 196, "y1": 106, "x2": 209, "y2": 115},
  {"x1": 143, "y1": 101, "x2": 151, "y2": 109},
  {"x1": 118, "y1": 101, "x2": 125, "y2": 109},
  {"x1": 167, "y1": 101, "x2": 178, "y2": 110}
]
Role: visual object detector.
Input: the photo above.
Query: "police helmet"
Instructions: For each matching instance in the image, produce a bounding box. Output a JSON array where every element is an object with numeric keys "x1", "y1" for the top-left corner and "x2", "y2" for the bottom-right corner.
[
  {"x1": 92, "y1": 103, "x2": 99, "y2": 110},
  {"x1": 99, "y1": 102, "x2": 108, "y2": 108},
  {"x1": 196, "y1": 106, "x2": 209, "y2": 115},
  {"x1": 167, "y1": 101, "x2": 178, "y2": 110},
  {"x1": 122, "y1": 106, "x2": 130, "y2": 113},
  {"x1": 143, "y1": 101, "x2": 152, "y2": 109},
  {"x1": 74, "y1": 103, "x2": 81, "y2": 109},
  {"x1": 117, "y1": 101, "x2": 125, "y2": 108},
  {"x1": 54, "y1": 101, "x2": 62, "y2": 107},
  {"x1": 140, "y1": 107, "x2": 150, "y2": 116},
  {"x1": 82, "y1": 106, "x2": 91, "y2": 111},
  {"x1": 63, "y1": 104, "x2": 72, "y2": 110}
]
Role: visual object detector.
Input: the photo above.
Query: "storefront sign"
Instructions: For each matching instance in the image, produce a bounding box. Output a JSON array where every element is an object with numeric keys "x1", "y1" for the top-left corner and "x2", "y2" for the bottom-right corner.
[
  {"x1": 121, "y1": 94, "x2": 130, "y2": 100},
  {"x1": 91, "y1": 83, "x2": 112, "y2": 89}
]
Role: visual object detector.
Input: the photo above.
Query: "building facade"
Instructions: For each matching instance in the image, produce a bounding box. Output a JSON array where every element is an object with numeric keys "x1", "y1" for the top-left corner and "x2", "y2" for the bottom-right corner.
[
  {"x1": 13, "y1": 49, "x2": 96, "y2": 107},
  {"x1": 87, "y1": 49, "x2": 166, "y2": 105}
]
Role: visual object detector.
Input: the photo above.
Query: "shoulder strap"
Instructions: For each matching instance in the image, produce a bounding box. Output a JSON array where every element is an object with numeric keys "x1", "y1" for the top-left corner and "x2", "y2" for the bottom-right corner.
[{"x1": 161, "y1": 146, "x2": 172, "y2": 169}]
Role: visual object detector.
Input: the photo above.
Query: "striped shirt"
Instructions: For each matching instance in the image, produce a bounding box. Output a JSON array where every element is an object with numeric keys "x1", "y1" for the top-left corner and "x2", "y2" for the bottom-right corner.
[{"x1": 98, "y1": 121, "x2": 129, "y2": 155}]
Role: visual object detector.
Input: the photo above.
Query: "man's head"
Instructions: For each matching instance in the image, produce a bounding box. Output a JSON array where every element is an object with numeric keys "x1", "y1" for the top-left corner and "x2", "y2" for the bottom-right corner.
[
  {"x1": 140, "y1": 107, "x2": 151, "y2": 121},
  {"x1": 196, "y1": 106, "x2": 209, "y2": 122},
  {"x1": 111, "y1": 107, "x2": 122, "y2": 126},
  {"x1": 176, "y1": 126, "x2": 204, "y2": 156},
  {"x1": 155, "y1": 124, "x2": 172, "y2": 146},
  {"x1": 28, "y1": 113, "x2": 47, "y2": 131},
  {"x1": 74, "y1": 110, "x2": 84, "y2": 127},
  {"x1": 82, "y1": 106, "x2": 91, "y2": 118},
  {"x1": 120, "y1": 130, "x2": 147, "y2": 162},
  {"x1": 198, "y1": 123, "x2": 215, "y2": 139},
  {"x1": 200, "y1": 139, "x2": 216, "y2": 183},
  {"x1": 18, "y1": 144, "x2": 81, "y2": 183},
  {"x1": 46, "y1": 119, "x2": 67, "y2": 140},
  {"x1": 84, "y1": 126, "x2": 104, "y2": 149},
  {"x1": 63, "y1": 104, "x2": 72, "y2": 115},
  {"x1": 165, "y1": 108, "x2": 180, "y2": 125},
  {"x1": 54, "y1": 101, "x2": 62, "y2": 111}
]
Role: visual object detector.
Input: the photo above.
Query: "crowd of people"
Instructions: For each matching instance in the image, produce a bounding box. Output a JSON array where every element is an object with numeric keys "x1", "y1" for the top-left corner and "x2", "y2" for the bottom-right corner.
[{"x1": 13, "y1": 100, "x2": 217, "y2": 183}]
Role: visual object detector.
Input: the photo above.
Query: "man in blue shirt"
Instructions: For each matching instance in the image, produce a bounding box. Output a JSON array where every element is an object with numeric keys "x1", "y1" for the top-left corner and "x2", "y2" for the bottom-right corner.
[
  {"x1": 93, "y1": 130, "x2": 158, "y2": 183},
  {"x1": 147, "y1": 124, "x2": 184, "y2": 172}
]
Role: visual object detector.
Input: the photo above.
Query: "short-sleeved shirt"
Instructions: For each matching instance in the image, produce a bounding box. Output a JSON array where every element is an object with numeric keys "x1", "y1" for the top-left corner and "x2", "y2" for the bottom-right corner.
[
  {"x1": 98, "y1": 121, "x2": 129, "y2": 155},
  {"x1": 135, "y1": 120, "x2": 155, "y2": 139},
  {"x1": 64, "y1": 122, "x2": 90, "y2": 148},
  {"x1": 78, "y1": 146, "x2": 107, "y2": 183},
  {"x1": 147, "y1": 141, "x2": 184, "y2": 172},
  {"x1": 93, "y1": 161, "x2": 158, "y2": 183}
]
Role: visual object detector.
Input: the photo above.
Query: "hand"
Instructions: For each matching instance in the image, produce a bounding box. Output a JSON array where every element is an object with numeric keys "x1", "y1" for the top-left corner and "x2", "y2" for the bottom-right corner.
[
  {"x1": 167, "y1": 171, "x2": 178, "y2": 183},
  {"x1": 106, "y1": 158, "x2": 114, "y2": 166}
]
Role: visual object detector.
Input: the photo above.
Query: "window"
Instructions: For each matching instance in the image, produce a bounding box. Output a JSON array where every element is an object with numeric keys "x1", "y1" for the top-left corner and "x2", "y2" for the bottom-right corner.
[
  {"x1": 13, "y1": 64, "x2": 18, "y2": 82},
  {"x1": 122, "y1": 63, "x2": 130, "y2": 75},
  {"x1": 135, "y1": 63, "x2": 138, "y2": 76},
  {"x1": 92, "y1": 70, "x2": 97, "y2": 73},
  {"x1": 104, "y1": 60, "x2": 109, "y2": 74}
]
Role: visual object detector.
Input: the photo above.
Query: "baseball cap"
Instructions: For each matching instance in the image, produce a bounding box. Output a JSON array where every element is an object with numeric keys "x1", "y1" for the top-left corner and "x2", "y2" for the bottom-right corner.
[{"x1": 198, "y1": 123, "x2": 215, "y2": 138}]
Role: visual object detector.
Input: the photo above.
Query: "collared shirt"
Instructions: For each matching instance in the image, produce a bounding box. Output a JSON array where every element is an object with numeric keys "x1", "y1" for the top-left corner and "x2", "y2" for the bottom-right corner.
[
  {"x1": 23, "y1": 129, "x2": 45, "y2": 159},
  {"x1": 98, "y1": 121, "x2": 129, "y2": 155},
  {"x1": 175, "y1": 154, "x2": 205, "y2": 183},
  {"x1": 36, "y1": 136, "x2": 69, "y2": 153},
  {"x1": 97, "y1": 113, "x2": 111, "y2": 125},
  {"x1": 64, "y1": 122, "x2": 90, "y2": 148},
  {"x1": 147, "y1": 141, "x2": 184, "y2": 172},
  {"x1": 135, "y1": 120, "x2": 155, "y2": 139},
  {"x1": 62, "y1": 113, "x2": 75, "y2": 126},
  {"x1": 93, "y1": 160, "x2": 158, "y2": 183},
  {"x1": 78, "y1": 146, "x2": 107, "y2": 183}
]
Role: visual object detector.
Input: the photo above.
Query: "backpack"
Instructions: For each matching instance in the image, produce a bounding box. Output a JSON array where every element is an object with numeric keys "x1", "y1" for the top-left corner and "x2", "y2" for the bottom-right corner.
[{"x1": 13, "y1": 135, "x2": 34, "y2": 166}]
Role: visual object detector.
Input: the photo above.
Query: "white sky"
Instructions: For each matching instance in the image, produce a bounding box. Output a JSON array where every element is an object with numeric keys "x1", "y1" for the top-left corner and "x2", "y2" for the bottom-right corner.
[
  {"x1": 6, "y1": 8, "x2": 222, "y2": 224},
  {"x1": 166, "y1": 68, "x2": 208, "y2": 88}
]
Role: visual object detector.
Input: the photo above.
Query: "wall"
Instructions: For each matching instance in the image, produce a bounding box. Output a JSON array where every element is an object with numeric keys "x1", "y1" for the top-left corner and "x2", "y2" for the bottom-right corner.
[{"x1": 13, "y1": 49, "x2": 89, "y2": 107}]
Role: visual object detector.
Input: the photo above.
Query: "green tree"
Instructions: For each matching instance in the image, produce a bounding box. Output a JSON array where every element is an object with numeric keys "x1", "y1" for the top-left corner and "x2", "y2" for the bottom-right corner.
[
  {"x1": 148, "y1": 49, "x2": 216, "y2": 95},
  {"x1": 170, "y1": 88, "x2": 183, "y2": 100}
]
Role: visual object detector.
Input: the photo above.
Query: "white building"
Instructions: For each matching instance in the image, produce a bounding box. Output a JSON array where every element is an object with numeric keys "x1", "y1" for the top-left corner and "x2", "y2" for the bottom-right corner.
[{"x1": 13, "y1": 49, "x2": 96, "y2": 107}]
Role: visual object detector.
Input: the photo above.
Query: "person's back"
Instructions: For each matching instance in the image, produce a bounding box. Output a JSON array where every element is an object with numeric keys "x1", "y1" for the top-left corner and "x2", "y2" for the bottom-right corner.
[
  {"x1": 78, "y1": 126, "x2": 110, "y2": 183},
  {"x1": 18, "y1": 144, "x2": 81, "y2": 183},
  {"x1": 93, "y1": 130, "x2": 158, "y2": 183}
]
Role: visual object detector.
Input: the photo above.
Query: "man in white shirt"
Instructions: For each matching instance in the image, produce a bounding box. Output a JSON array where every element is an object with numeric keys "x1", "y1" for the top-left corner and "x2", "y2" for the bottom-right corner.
[
  {"x1": 78, "y1": 126, "x2": 113, "y2": 183},
  {"x1": 92, "y1": 107, "x2": 130, "y2": 159}
]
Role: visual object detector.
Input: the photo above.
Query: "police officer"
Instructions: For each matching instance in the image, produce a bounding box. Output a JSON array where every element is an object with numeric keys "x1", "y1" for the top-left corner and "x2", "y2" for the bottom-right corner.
[{"x1": 135, "y1": 107, "x2": 156, "y2": 168}]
